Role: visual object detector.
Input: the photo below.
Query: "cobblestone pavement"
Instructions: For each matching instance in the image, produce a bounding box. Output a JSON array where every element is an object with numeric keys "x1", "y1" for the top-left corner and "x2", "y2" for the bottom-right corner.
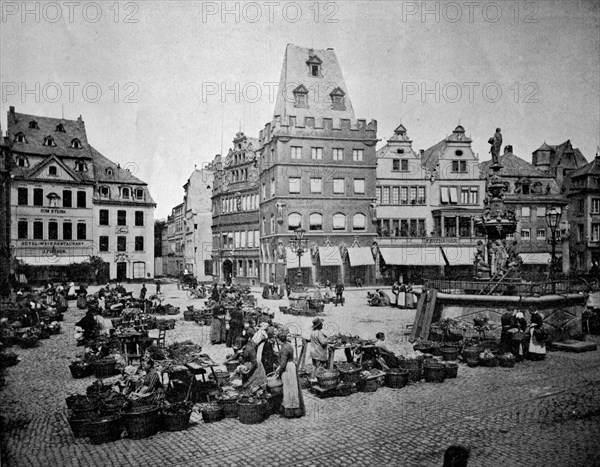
[{"x1": 2, "y1": 283, "x2": 599, "y2": 466}]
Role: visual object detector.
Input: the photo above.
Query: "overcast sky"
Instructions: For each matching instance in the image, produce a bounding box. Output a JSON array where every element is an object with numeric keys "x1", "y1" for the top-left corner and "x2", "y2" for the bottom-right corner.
[{"x1": 2, "y1": 0, "x2": 599, "y2": 219}]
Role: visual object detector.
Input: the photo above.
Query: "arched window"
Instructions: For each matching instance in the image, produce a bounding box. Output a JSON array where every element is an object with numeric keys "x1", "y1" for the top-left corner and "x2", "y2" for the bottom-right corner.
[
  {"x1": 99, "y1": 186, "x2": 110, "y2": 198},
  {"x1": 71, "y1": 138, "x2": 82, "y2": 149},
  {"x1": 309, "y1": 213, "x2": 323, "y2": 231},
  {"x1": 353, "y1": 213, "x2": 366, "y2": 231},
  {"x1": 135, "y1": 188, "x2": 144, "y2": 199},
  {"x1": 46, "y1": 192, "x2": 61, "y2": 207},
  {"x1": 332, "y1": 213, "x2": 346, "y2": 231},
  {"x1": 75, "y1": 160, "x2": 86, "y2": 171},
  {"x1": 106, "y1": 168, "x2": 113, "y2": 176},
  {"x1": 14, "y1": 132, "x2": 26, "y2": 143},
  {"x1": 43, "y1": 135, "x2": 56, "y2": 146},
  {"x1": 122, "y1": 187, "x2": 130, "y2": 199},
  {"x1": 288, "y1": 213, "x2": 302, "y2": 231},
  {"x1": 16, "y1": 155, "x2": 28, "y2": 167},
  {"x1": 29, "y1": 120, "x2": 39, "y2": 129}
]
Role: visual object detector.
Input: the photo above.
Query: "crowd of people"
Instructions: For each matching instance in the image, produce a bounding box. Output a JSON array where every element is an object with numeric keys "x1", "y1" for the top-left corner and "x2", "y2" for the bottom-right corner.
[
  {"x1": 500, "y1": 309, "x2": 549, "y2": 361},
  {"x1": 366, "y1": 283, "x2": 415, "y2": 309}
]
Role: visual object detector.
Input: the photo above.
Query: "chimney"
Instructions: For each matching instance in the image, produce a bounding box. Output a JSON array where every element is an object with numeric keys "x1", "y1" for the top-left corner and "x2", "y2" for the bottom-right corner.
[
  {"x1": 9, "y1": 106, "x2": 15, "y2": 114},
  {"x1": 419, "y1": 149, "x2": 425, "y2": 157}
]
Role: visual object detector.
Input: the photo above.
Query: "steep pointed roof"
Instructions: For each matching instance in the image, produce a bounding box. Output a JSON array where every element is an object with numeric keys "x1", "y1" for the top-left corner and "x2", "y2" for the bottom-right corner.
[
  {"x1": 90, "y1": 145, "x2": 147, "y2": 185},
  {"x1": 550, "y1": 140, "x2": 588, "y2": 171},
  {"x1": 568, "y1": 156, "x2": 600, "y2": 178},
  {"x1": 421, "y1": 126, "x2": 472, "y2": 171},
  {"x1": 480, "y1": 153, "x2": 552, "y2": 178},
  {"x1": 533, "y1": 141, "x2": 553, "y2": 152},
  {"x1": 273, "y1": 44, "x2": 355, "y2": 121}
]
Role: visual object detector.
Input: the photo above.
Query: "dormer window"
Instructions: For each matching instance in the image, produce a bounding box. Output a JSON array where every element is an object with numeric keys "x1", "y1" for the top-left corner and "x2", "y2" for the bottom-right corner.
[
  {"x1": 292, "y1": 84, "x2": 309, "y2": 108},
  {"x1": 99, "y1": 186, "x2": 110, "y2": 198},
  {"x1": 330, "y1": 87, "x2": 346, "y2": 111},
  {"x1": 75, "y1": 160, "x2": 86, "y2": 172},
  {"x1": 397, "y1": 149, "x2": 404, "y2": 154},
  {"x1": 311, "y1": 65, "x2": 319, "y2": 77},
  {"x1": 55, "y1": 123, "x2": 65, "y2": 132},
  {"x1": 135, "y1": 188, "x2": 144, "y2": 199},
  {"x1": 455, "y1": 150, "x2": 463, "y2": 156},
  {"x1": 306, "y1": 54, "x2": 322, "y2": 77},
  {"x1": 122, "y1": 187, "x2": 130, "y2": 199},
  {"x1": 106, "y1": 168, "x2": 114, "y2": 176},
  {"x1": 15, "y1": 132, "x2": 26, "y2": 143},
  {"x1": 16, "y1": 155, "x2": 29, "y2": 167},
  {"x1": 48, "y1": 166, "x2": 58, "y2": 176},
  {"x1": 71, "y1": 138, "x2": 82, "y2": 149},
  {"x1": 43, "y1": 135, "x2": 56, "y2": 147},
  {"x1": 29, "y1": 120, "x2": 39, "y2": 129}
]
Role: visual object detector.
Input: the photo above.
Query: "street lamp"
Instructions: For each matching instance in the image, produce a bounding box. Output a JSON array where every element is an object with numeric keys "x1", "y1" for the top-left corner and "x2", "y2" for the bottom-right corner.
[
  {"x1": 545, "y1": 206, "x2": 563, "y2": 292},
  {"x1": 291, "y1": 228, "x2": 307, "y2": 289}
]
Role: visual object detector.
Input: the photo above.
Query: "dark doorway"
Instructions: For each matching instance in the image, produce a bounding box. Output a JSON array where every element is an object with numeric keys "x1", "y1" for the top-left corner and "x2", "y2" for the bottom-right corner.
[
  {"x1": 222, "y1": 260, "x2": 233, "y2": 284},
  {"x1": 319, "y1": 266, "x2": 339, "y2": 287},
  {"x1": 116, "y1": 262, "x2": 127, "y2": 281}
]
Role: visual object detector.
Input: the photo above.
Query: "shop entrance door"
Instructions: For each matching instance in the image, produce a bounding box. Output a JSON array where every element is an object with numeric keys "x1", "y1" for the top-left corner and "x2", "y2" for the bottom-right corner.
[{"x1": 116, "y1": 262, "x2": 127, "y2": 281}]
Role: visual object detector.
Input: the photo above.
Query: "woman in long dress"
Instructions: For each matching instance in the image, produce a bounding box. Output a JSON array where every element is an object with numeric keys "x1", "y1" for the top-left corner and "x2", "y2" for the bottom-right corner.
[
  {"x1": 210, "y1": 304, "x2": 226, "y2": 344},
  {"x1": 526, "y1": 312, "x2": 548, "y2": 361},
  {"x1": 274, "y1": 332, "x2": 305, "y2": 418}
]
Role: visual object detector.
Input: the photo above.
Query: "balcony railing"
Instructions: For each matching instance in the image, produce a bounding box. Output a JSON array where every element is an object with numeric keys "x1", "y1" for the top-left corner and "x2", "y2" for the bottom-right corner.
[{"x1": 376, "y1": 236, "x2": 486, "y2": 245}]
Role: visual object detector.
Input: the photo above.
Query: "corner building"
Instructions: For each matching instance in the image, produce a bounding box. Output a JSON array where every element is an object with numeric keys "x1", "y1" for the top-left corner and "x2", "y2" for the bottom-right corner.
[{"x1": 258, "y1": 44, "x2": 378, "y2": 286}]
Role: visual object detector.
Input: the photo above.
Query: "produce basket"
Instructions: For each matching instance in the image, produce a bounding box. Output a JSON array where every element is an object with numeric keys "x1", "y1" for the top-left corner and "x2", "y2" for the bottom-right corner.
[
  {"x1": 440, "y1": 346, "x2": 460, "y2": 361},
  {"x1": 183, "y1": 311, "x2": 195, "y2": 321},
  {"x1": 462, "y1": 346, "x2": 480, "y2": 360},
  {"x1": 68, "y1": 416, "x2": 92, "y2": 438},
  {"x1": 18, "y1": 336, "x2": 39, "y2": 349},
  {"x1": 69, "y1": 363, "x2": 92, "y2": 379},
  {"x1": 224, "y1": 360, "x2": 239, "y2": 373},
  {"x1": 267, "y1": 373, "x2": 283, "y2": 395},
  {"x1": 201, "y1": 404, "x2": 224, "y2": 423},
  {"x1": 465, "y1": 356, "x2": 479, "y2": 367},
  {"x1": 316, "y1": 369, "x2": 339, "y2": 390},
  {"x1": 237, "y1": 400, "x2": 266, "y2": 425},
  {"x1": 87, "y1": 415, "x2": 122, "y2": 444},
  {"x1": 423, "y1": 362, "x2": 446, "y2": 383},
  {"x1": 356, "y1": 379, "x2": 378, "y2": 392},
  {"x1": 336, "y1": 363, "x2": 362, "y2": 385},
  {"x1": 298, "y1": 371, "x2": 311, "y2": 390},
  {"x1": 499, "y1": 353, "x2": 516, "y2": 368},
  {"x1": 91, "y1": 359, "x2": 117, "y2": 379},
  {"x1": 71, "y1": 398, "x2": 100, "y2": 419},
  {"x1": 385, "y1": 368, "x2": 409, "y2": 389},
  {"x1": 162, "y1": 410, "x2": 192, "y2": 432},
  {"x1": 216, "y1": 395, "x2": 239, "y2": 418},
  {"x1": 444, "y1": 362, "x2": 459, "y2": 379},
  {"x1": 399, "y1": 358, "x2": 423, "y2": 382},
  {"x1": 413, "y1": 342, "x2": 433, "y2": 354},
  {"x1": 122, "y1": 405, "x2": 160, "y2": 439}
]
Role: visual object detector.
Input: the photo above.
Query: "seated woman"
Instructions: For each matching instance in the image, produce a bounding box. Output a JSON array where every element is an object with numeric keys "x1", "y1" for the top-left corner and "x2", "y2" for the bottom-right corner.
[
  {"x1": 367, "y1": 291, "x2": 381, "y2": 307},
  {"x1": 128, "y1": 359, "x2": 165, "y2": 407},
  {"x1": 374, "y1": 332, "x2": 401, "y2": 368},
  {"x1": 378, "y1": 290, "x2": 392, "y2": 306},
  {"x1": 274, "y1": 332, "x2": 305, "y2": 418},
  {"x1": 75, "y1": 309, "x2": 98, "y2": 342}
]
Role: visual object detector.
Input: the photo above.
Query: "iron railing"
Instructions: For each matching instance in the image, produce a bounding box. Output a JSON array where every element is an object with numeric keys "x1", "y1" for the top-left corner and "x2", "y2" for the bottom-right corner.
[{"x1": 424, "y1": 278, "x2": 589, "y2": 296}]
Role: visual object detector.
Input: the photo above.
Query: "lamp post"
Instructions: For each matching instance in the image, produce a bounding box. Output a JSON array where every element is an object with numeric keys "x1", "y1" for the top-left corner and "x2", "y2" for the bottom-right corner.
[
  {"x1": 545, "y1": 206, "x2": 563, "y2": 293},
  {"x1": 290, "y1": 228, "x2": 307, "y2": 289}
]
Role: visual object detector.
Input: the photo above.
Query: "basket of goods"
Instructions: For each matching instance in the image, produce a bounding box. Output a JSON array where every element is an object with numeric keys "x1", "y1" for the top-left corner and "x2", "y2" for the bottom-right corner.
[
  {"x1": 443, "y1": 362, "x2": 459, "y2": 379},
  {"x1": 161, "y1": 401, "x2": 193, "y2": 432},
  {"x1": 266, "y1": 373, "x2": 283, "y2": 395},
  {"x1": 478, "y1": 339, "x2": 500, "y2": 353},
  {"x1": 335, "y1": 383, "x2": 354, "y2": 397},
  {"x1": 336, "y1": 362, "x2": 362, "y2": 385},
  {"x1": 209, "y1": 370, "x2": 230, "y2": 385},
  {"x1": 399, "y1": 357, "x2": 424, "y2": 382},
  {"x1": 87, "y1": 414, "x2": 122, "y2": 444},
  {"x1": 91, "y1": 358, "x2": 117, "y2": 379},
  {"x1": 316, "y1": 369, "x2": 339, "y2": 390},
  {"x1": 385, "y1": 368, "x2": 410, "y2": 389},
  {"x1": 413, "y1": 342, "x2": 434, "y2": 354},
  {"x1": 18, "y1": 334, "x2": 39, "y2": 349},
  {"x1": 430, "y1": 342, "x2": 443, "y2": 357},
  {"x1": 423, "y1": 361, "x2": 446, "y2": 383},
  {"x1": 200, "y1": 403, "x2": 224, "y2": 423},
  {"x1": 462, "y1": 346, "x2": 480, "y2": 367},
  {"x1": 68, "y1": 415, "x2": 93, "y2": 438},
  {"x1": 122, "y1": 405, "x2": 161, "y2": 439},
  {"x1": 166, "y1": 306, "x2": 180, "y2": 316},
  {"x1": 100, "y1": 394, "x2": 128, "y2": 415},
  {"x1": 440, "y1": 346, "x2": 460, "y2": 361},
  {"x1": 498, "y1": 353, "x2": 516, "y2": 368},
  {"x1": 236, "y1": 398, "x2": 266, "y2": 425},
  {"x1": 224, "y1": 360, "x2": 239, "y2": 373},
  {"x1": 216, "y1": 393, "x2": 240, "y2": 418},
  {"x1": 71, "y1": 397, "x2": 100, "y2": 419},
  {"x1": 478, "y1": 349, "x2": 498, "y2": 367},
  {"x1": 69, "y1": 361, "x2": 91, "y2": 379}
]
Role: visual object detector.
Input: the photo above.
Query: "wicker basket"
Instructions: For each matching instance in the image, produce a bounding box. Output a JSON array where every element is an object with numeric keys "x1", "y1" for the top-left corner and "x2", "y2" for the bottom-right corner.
[
  {"x1": 357, "y1": 379, "x2": 378, "y2": 392},
  {"x1": 91, "y1": 359, "x2": 117, "y2": 379},
  {"x1": 122, "y1": 406, "x2": 160, "y2": 439},
  {"x1": 440, "y1": 346, "x2": 460, "y2": 361},
  {"x1": 479, "y1": 357, "x2": 499, "y2": 368},
  {"x1": 19, "y1": 336, "x2": 39, "y2": 349},
  {"x1": 298, "y1": 371, "x2": 311, "y2": 390},
  {"x1": 316, "y1": 370, "x2": 339, "y2": 390},
  {"x1": 444, "y1": 362, "x2": 459, "y2": 379},
  {"x1": 71, "y1": 399, "x2": 100, "y2": 419},
  {"x1": 267, "y1": 373, "x2": 283, "y2": 395},
  {"x1": 68, "y1": 416, "x2": 92, "y2": 438},
  {"x1": 201, "y1": 404, "x2": 224, "y2": 423},
  {"x1": 413, "y1": 343, "x2": 433, "y2": 354},
  {"x1": 385, "y1": 369, "x2": 409, "y2": 389},
  {"x1": 462, "y1": 346, "x2": 480, "y2": 359},
  {"x1": 69, "y1": 363, "x2": 92, "y2": 379},
  {"x1": 423, "y1": 362, "x2": 446, "y2": 383},
  {"x1": 87, "y1": 415, "x2": 122, "y2": 444},
  {"x1": 335, "y1": 383, "x2": 353, "y2": 397},
  {"x1": 465, "y1": 356, "x2": 479, "y2": 367},
  {"x1": 161, "y1": 410, "x2": 192, "y2": 432},
  {"x1": 217, "y1": 396, "x2": 239, "y2": 418},
  {"x1": 209, "y1": 370, "x2": 230, "y2": 385},
  {"x1": 499, "y1": 354, "x2": 516, "y2": 368},
  {"x1": 225, "y1": 361, "x2": 239, "y2": 373},
  {"x1": 336, "y1": 365, "x2": 362, "y2": 385},
  {"x1": 399, "y1": 358, "x2": 423, "y2": 382},
  {"x1": 183, "y1": 311, "x2": 195, "y2": 321},
  {"x1": 237, "y1": 400, "x2": 266, "y2": 425}
]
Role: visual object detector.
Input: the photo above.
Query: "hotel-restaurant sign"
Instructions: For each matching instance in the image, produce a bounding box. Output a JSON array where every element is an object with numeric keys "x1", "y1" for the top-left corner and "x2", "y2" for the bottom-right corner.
[{"x1": 16, "y1": 240, "x2": 93, "y2": 257}]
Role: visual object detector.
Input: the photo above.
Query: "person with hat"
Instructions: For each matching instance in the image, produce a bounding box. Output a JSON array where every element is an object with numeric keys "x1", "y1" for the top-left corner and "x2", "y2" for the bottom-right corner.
[
  {"x1": 274, "y1": 331, "x2": 305, "y2": 418},
  {"x1": 310, "y1": 318, "x2": 329, "y2": 377},
  {"x1": 128, "y1": 358, "x2": 165, "y2": 407}
]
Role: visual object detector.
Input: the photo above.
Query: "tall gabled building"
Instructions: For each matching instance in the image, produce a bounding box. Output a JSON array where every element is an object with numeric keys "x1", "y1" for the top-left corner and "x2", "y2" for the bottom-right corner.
[
  {"x1": 532, "y1": 140, "x2": 588, "y2": 188},
  {"x1": 258, "y1": 44, "x2": 378, "y2": 286}
]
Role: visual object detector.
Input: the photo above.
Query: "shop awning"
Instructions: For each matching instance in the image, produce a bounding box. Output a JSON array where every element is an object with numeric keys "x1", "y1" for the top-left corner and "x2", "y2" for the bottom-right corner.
[
  {"x1": 348, "y1": 247, "x2": 375, "y2": 266},
  {"x1": 521, "y1": 252, "x2": 552, "y2": 265},
  {"x1": 286, "y1": 247, "x2": 312, "y2": 268},
  {"x1": 441, "y1": 247, "x2": 476, "y2": 265},
  {"x1": 17, "y1": 256, "x2": 88, "y2": 266},
  {"x1": 318, "y1": 247, "x2": 342, "y2": 267},
  {"x1": 379, "y1": 247, "x2": 474, "y2": 267}
]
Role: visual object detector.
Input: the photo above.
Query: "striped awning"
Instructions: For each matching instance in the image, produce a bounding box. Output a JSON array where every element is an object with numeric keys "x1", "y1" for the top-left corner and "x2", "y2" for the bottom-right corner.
[
  {"x1": 379, "y1": 247, "x2": 475, "y2": 266},
  {"x1": 286, "y1": 247, "x2": 312, "y2": 268},
  {"x1": 319, "y1": 247, "x2": 343, "y2": 266},
  {"x1": 347, "y1": 247, "x2": 375, "y2": 266}
]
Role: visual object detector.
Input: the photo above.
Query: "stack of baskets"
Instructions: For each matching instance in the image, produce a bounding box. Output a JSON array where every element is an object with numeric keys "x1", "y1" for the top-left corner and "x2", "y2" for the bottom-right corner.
[
  {"x1": 385, "y1": 368, "x2": 410, "y2": 389},
  {"x1": 121, "y1": 405, "x2": 160, "y2": 439},
  {"x1": 316, "y1": 369, "x2": 339, "y2": 390},
  {"x1": 237, "y1": 400, "x2": 266, "y2": 424},
  {"x1": 399, "y1": 357, "x2": 424, "y2": 382},
  {"x1": 423, "y1": 361, "x2": 446, "y2": 383}
]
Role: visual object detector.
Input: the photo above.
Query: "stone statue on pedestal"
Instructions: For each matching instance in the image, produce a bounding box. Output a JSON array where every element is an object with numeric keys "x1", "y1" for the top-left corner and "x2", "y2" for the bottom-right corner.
[{"x1": 488, "y1": 128, "x2": 502, "y2": 166}]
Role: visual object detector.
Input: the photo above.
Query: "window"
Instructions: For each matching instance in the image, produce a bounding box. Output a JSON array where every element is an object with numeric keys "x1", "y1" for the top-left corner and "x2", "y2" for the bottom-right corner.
[
  {"x1": 122, "y1": 187, "x2": 130, "y2": 199},
  {"x1": 333, "y1": 148, "x2": 343, "y2": 161},
  {"x1": 400, "y1": 187, "x2": 408, "y2": 204},
  {"x1": 309, "y1": 213, "x2": 323, "y2": 231},
  {"x1": 311, "y1": 65, "x2": 319, "y2": 77},
  {"x1": 77, "y1": 223, "x2": 86, "y2": 240},
  {"x1": 48, "y1": 166, "x2": 57, "y2": 176},
  {"x1": 593, "y1": 224, "x2": 600, "y2": 242},
  {"x1": 262, "y1": 183, "x2": 266, "y2": 200},
  {"x1": 99, "y1": 210, "x2": 109, "y2": 225},
  {"x1": 117, "y1": 236, "x2": 126, "y2": 251},
  {"x1": 135, "y1": 211, "x2": 144, "y2": 226},
  {"x1": 47, "y1": 193, "x2": 60, "y2": 207},
  {"x1": 521, "y1": 229, "x2": 530, "y2": 241},
  {"x1": 43, "y1": 136, "x2": 56, "y2": 147},
  {"x1": 135, "y1": 188, "x2": 144, "y2": 199},
  {"x1": 289, "y1": 177, "x2": 300, "y2": 194},
  {"x1": 469, "y1": 187, "x2": 477, "y2": 205},
  {"x1": 382, "y1": 187, "x2": 390, "y2": 204},
  {"x1": 234, "y1": 232, "x2": 240, "y2": 249},
  {"x1": 241, "y1": 231, "x2": 247, "y2": 248},
  {"x1": 16, "y1": 156, "x2": 27, "y2": 167},
  {"x1": 536, "y1": 228, "x2": 546, "y2": 240},
  {"x1": 353, "y1": 149, "x2": 364, "y2": 161},
  {"x1": 55, "y1": 123, "x2": 65, "y2": 132},
  {"x1": 71, "y1": 138, "x2": 82, "y2": 149},
  {"x1": 448, "y1": 187, "x2": 458, "y2": 204},
  {"x1": 353, "y1": 213, "x2": 366, "y2": 231},
  {"x1": 441, "y1": 186, "x2": 449, "y2": 203},
  {"x1": 271, "y1": 178, "x2": 275, "y2": 197},
  {"x1": 15, "y1": 132, "x2": 27, "y2": 143},
  {"x1": 18, "y1": 221, "x2": 27, "y2": 239},
  {"x1": 135, "y1": 236, "x2": 144, "y2": 251},
  {"x1": 592, "y1": 199, "x2": 600, "y2": 214},
  {"x1": 310, "y1": 178, "x2": 322, "y2": 194},
  {"x1": 291, "y1": 146, "x2": 302, "y2": 159},
  {"x1": 63, "y1": 222, "x2": 72, "y2": 240},
  {"x1": 460, "y1": 188, "x2": 469, "y2": 204},
  {"x1": 418, "y1": 187, "x2": 426, "y2": 204},
  {"x1": 521, "y1": 207, "x2": 531, "y2": 218},
  {"x1": 293, "y1": 85, "x2": 308, "y2": 107},
  {"x1": 455, "y1": 150, "x2": 463, "y2": 156},
  {"x1": 117, "y1": 210, "x2": 126, "y2": 226},
  {"x1": 29, "y1": 120, "x2": 38, "y2": 129},
  {"x1": 332, "y1": 213, "x2": 346, "y2": 231},
  {"x1": 333, "y1": 178, "x2": 344, "y2": 194},
  {"x1": 48, "y1": 221, "x2": 58, "y2": 240},
  {"x1": 311, "y1": 147, "x2": 323, "y2": 160},
  {"x1": 578, "y1": 199, "x2": 585, "y2": 214},
  {"x1": 286, "y1": 213, "x2": 301, "y2": 231},
  {"x1": 99, "y1": 186, "x2": 109, "y2": 198},
  {"x1": 77, "y1": 191, "x2": 86, "y2": 208},
  {"x1": 99, "y1": 236, "x2": 109, "y2": 252},
  {"x1": 18, "y1": 187, "x2": 28, "y2": 205},
  {"x1": 354, "y1": 179, "x2": 365, "y2": 194},
  {"x1": 106, "y1": 168, "x2": 113, "y2": 176},
  {"x1": 392, "y1": 187, "x2": 400, "y2": 204},
  {"x1": 33, "y1": 188, "x2": 43, "y2": 206},
  {"x1": 578, "y1": 224, "x2": 584, "y2": 242},
  {"x1": 330, "y1": 88, "x2": 345, "y2": 110},
  {"x1": 376, "y1": 187, "x2": 382, "y2": 204},
  {"x1": 33, "y1": 221, "x2": 43, "y2": 239},
  {"x1": 270, "y1": 215, "x2": 276, "y2": 233},
  {"x1": 452, "y1": 160, "x2": 467, "y2": 172},
  {"x1": 410, "y1": 187, "x2": 417, "y2": 204}
]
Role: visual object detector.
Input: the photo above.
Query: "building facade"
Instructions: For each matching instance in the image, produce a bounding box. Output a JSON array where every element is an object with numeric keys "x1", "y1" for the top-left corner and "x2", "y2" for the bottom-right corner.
[
  {"x1": 532, "y1": 140, "x2": 588, "y2": 188},
  {"x1": 258, "y1": 44, "x2": 378, "y2": 287},
  {"x1": 211, "y1": 132, "x2": 261, "y2": 286},
  {"x1": 166, "y1": 203, "x2": 184, "y2": 276},
  {"x1": 0, "y1": 133, "x2": 12, "y2": 294}
]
